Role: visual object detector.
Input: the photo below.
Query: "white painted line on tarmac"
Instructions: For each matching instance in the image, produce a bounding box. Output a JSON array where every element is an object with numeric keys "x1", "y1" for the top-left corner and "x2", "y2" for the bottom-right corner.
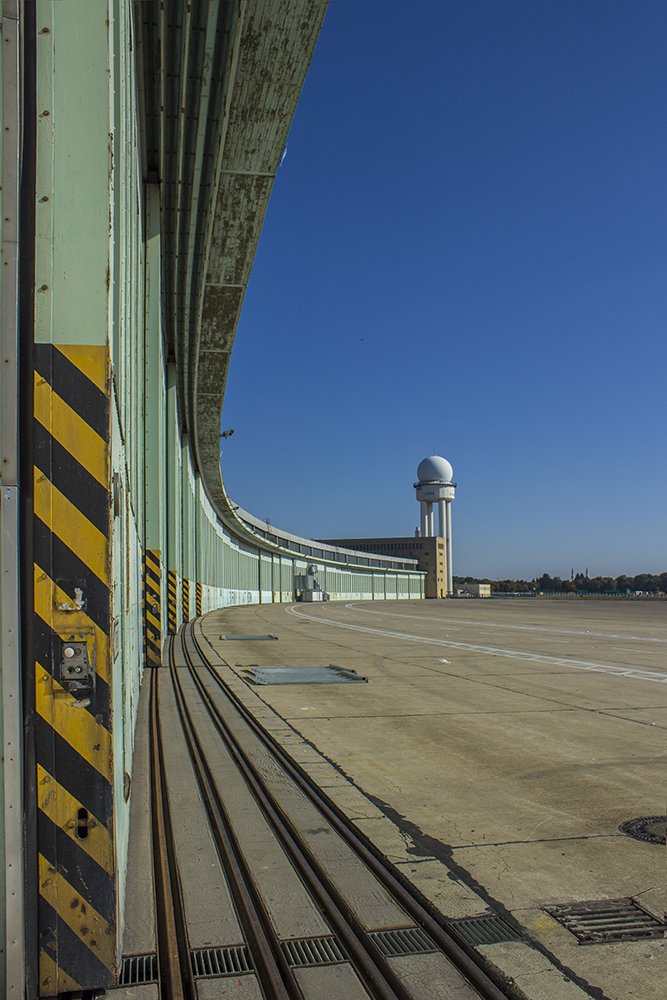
[
  {"x1": 612, "y1": 647, "x2": 654, "y2": 654},
  {"x1": 342, "y1": 603, "x2": 667, "y2": 645},
  {"x1": 285, "y1": 606, "x2": 667, "y2": 684}
]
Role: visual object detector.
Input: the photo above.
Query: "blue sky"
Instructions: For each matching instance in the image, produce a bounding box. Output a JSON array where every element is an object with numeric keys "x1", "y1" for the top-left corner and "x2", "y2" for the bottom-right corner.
[{"x1": 221, "y1": 0, "x2": 666, "y2": 580}]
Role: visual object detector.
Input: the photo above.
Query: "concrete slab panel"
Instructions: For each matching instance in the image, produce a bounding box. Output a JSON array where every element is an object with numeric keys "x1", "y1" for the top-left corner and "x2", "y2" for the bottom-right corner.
[
  {"x1": 292, "y1": 962, "x2": 370, "y2": 1000},
  {"x1": 158, "y1": 677, "x2": 243, "y2": 948},
  {"x1": 451, "y1": 836, "x2": 666, "y2": 914},
  {"x1": 106, "y1": 987, "x2": 159, "y2": 999},
  {"x1": 122, "y1": 672, "x2": 156, "y2": 956},
  {"x1": 387, "y1": 951, "x2": 484, "y2": 1000},
  {"x1": 196, "y1": 976, "x2": 263, "y2": 1000},
  {"x1": 477, "y1": 941, "x2": 592, "y2": 1000},
  {"x1": 176, "y1": 670, "x2": 331, "y2": 940},
  {"x1": 191, "y1": 671, "x2": 411, "y2": 933}
]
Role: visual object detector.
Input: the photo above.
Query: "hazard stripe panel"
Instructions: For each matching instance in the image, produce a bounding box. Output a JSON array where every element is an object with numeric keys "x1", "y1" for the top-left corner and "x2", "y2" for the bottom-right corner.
[
  {"x1": 35, "y1": 663, "x2": 112, "y2": 778},
  {"x1": 37, "y1": 764, "x2": 113, "y2": 875},
  {"x1": 196, "y1": 581, "x2": 202, "y2": 617},
  {"x1": 144, "y1": 549, "x2": 162, "y2": 664},
  {"x1": 34, "y1": 370, "x2": 108, "y2": 487},
  {"x1": 182, "y1": 576, "x2": 190, "y2": 624},
  {"x1": 33, "y1": 345, "x2": 116, "y2": 993},
  {"x1": 167, "y1": 569, "x2": 178, "y2": 634},
  {"x1": 38, "y1": 950, "x2": 82, "y2": 995}
]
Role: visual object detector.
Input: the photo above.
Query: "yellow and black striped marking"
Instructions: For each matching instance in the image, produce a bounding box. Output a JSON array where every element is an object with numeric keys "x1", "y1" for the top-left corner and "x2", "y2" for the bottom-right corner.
[
  {"x1": 196, "y1": 581, "x2": 202, "y2": 617},
  {"x1": 33, "y1": 344, "x2": 116, "y2": 992},
  {"x1": 167, "y1": 570, "x2": 178, "y2": 634},
  {"x1": 182, "y1": 577, "x2": 190, "y2": 624},
  {"x1": 144, "y1": 550, "x2": 162, "y2": 664}
]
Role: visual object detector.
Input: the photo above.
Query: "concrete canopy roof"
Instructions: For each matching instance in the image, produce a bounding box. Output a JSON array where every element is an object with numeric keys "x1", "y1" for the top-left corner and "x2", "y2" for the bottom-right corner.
[{"x1": 135, "y1": 0, "x2": 329, "y2": 535}]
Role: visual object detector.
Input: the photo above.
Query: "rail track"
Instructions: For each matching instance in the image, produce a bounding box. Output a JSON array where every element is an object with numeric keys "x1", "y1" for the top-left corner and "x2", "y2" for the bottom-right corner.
[{"x1": 145, "y1": 620, "x2": 511, "y2": 1000}]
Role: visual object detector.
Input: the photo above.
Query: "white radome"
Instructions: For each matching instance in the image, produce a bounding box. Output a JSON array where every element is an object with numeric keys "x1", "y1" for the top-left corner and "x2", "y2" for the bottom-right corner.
[{"x1": 417, "y1": 455, "x2": 453, "y2": 483}]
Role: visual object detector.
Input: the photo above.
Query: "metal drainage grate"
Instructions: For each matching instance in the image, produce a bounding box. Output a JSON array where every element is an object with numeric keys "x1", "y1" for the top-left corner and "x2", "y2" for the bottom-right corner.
[
  {"x1": 619, "y1": 816, "x2": 666, "y2": 846},
  {"x1": 119, "y1": 953, "x2": 158, "y2": 986},
  {"x1": 242, "y1": 665, "x2": 367, "y2": 685},
  {"x1": 370, "y1": 927, "x2": 437, "y2": 957},
  {"x1": 447, "y1": 915, "x2": 523, "y2": 947},
  {"x1": 220, "y1": 634, "x2": 278, "y2": 641},
  {"x1": 191, "y1": 945, "x2": 253, "y2": 977},
  {"x1": 281, "y1": 936, "x2": 345, "y2": 967},
  {"x1": 543, "y1": 898, "x2": 667, "y2": 944}
]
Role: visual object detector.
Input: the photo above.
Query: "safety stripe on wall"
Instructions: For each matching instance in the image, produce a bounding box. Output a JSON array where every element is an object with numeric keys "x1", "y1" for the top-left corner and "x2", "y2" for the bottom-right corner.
[
  {"x1": 196, "y1": 581, "x2": 202, "y2": 617},
  {"x1": 144, "y1": 550, "x2": 162, "y2": 664},
  {"x1": 167, "y1": 569, "x2": 178, "y2": 634},
  {"x1": 182, "y1": 577, "x2": 190, "y2": 623},
  {"x1": 33, "y1": 344, "x2": 116, "y2": 993}
]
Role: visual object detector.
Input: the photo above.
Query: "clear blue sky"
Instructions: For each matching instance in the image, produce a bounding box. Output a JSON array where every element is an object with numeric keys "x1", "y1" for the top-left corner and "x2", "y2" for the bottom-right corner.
[{"x1": 221, "y1": 0, "x2": 666, "y2": 581}]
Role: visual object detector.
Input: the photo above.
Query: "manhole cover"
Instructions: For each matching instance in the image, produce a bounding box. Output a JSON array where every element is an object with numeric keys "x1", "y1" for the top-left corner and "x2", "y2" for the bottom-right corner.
[{"x1": 619, "y1": 816, "x2": 666, "y2": 846}]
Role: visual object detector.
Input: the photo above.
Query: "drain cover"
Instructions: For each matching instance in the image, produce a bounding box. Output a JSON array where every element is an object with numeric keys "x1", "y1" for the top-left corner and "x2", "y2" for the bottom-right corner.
[
  {"x1": 282, "y1": 936, "x2": 345, "y2": 967},
  {"x1": 543, "y1": 898, "x2": 666, "y2": 943},
  {"x1": 370, "y1": 927, "x2": 436, "y2": 957},
  {"x1": 619, "y1": 816, "x2": 666, "y2": 846},
  {"x1": 119, "y1": 954, "x2": 158, "y2": 985},
  {"x1": 447, "y1": 914, "x2": 522, "y2": 947},
  {"x1": 242, "y1": 665, "x2": 367, "y2": 685},
  {"x1": 191, "y1": 945, "x2": 252, "y2": 977}
]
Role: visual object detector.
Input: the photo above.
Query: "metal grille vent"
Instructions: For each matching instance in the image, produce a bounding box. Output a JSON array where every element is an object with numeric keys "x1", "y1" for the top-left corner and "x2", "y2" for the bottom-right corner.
[
  {"x1": 370, "y1": 927, "x2": 436, "y2": 957},
  {"x1": 119, "y1": 954, "x2": 158, "y2": 985},
  {"x1": 191, "y1": 945, "x2": 253, "y2": 977},
  {"x1": 543, "y1": 898, "x2": 666, "y2": 944},
  {"x1": 447, "y1": 915, "x2": 523, "y2": 947},
  {"x1": 281, "y1": 936, "x2": 345, "y2": 967}
]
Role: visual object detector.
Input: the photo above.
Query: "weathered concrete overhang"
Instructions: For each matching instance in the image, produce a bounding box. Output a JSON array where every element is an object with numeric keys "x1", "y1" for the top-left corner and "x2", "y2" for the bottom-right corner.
[{"x1": 135, "y1": 0, "x2": 328, "y2": 538}]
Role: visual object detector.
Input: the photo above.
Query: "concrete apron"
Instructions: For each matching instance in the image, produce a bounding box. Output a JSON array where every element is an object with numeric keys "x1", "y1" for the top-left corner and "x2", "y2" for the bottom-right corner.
[{"x1": 197, "y1": 598, "x2": 667, "y2": 1000}]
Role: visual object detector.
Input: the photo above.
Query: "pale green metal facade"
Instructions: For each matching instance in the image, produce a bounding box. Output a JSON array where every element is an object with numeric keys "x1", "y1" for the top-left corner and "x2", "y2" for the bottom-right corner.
[{"x1": 0, "y1": 2, "x2": 425, "y2": 994}]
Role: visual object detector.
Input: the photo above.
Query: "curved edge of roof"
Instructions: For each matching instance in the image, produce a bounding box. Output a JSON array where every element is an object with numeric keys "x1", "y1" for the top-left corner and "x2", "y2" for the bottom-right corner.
[{"x1": 200, "y1": 466, "x2": 421, "y2": 572}]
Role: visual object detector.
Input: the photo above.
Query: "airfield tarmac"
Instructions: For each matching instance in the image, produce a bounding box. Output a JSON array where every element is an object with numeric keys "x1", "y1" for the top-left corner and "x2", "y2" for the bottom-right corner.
[{"x1": 200, "y1": 597, "x2": 667, "y2": 1000}]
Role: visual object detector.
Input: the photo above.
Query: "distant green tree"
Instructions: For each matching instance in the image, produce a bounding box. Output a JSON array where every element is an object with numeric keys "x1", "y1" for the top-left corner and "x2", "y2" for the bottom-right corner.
[{"x1": 459, "y1": 572, "x2": 665, "y2": 595}]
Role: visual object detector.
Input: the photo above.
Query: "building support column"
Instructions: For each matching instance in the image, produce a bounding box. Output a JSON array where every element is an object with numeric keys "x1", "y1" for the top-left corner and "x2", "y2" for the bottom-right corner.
[{"x1": 445, "y1": 500, "x2": 453, "y2": 595}]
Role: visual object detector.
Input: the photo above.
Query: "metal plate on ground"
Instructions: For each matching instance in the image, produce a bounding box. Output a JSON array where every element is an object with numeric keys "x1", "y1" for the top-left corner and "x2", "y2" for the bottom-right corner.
[
  {"x1": 220, "y1": 634, "x2": 278, "y2": 641},
  {"x1": 242, "y1": 665, "x2": 368, "y2": 685},
  {"x1": 543, "y1": 898, "x2": 666, "y2": 943},
  {"x1": 446, "y1": 914, "x2": 522, "y2": 946}
]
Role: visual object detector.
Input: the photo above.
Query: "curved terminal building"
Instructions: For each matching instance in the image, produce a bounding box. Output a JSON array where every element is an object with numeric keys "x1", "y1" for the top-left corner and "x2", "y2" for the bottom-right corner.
[{"x1": 0, "y1": 2, "x2": 425, "y2": 993}]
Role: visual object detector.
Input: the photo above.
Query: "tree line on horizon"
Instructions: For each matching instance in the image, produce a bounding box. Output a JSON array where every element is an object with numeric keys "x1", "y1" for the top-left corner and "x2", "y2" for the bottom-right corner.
[{"x1": 453, "y1": 572, "x2": 667, "y2": 594}]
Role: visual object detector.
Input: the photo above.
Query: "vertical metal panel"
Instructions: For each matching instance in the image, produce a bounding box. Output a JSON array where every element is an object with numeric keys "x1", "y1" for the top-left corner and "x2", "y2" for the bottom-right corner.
[
  {"x1": 33, "y1": 344, "x2": 115, "y2": 993},
  {"x1": 167, "y1": 571, "x2": 178, "y2": 636},
  {"x1": 2, "y1": 488, "x2": 22, "y2": 996},
  {"x1": 1, "y1": 2, "x2": 24, "y2": 993},
  {"x1": 143, "y1": 182, "x2": 166, "y2": 663},
  {"x1": 182, "y1": 576, "x2": 190, "y2": 624},
  {"x1": 143, "y1": 551, "x2": 162, "y2": 665}
]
